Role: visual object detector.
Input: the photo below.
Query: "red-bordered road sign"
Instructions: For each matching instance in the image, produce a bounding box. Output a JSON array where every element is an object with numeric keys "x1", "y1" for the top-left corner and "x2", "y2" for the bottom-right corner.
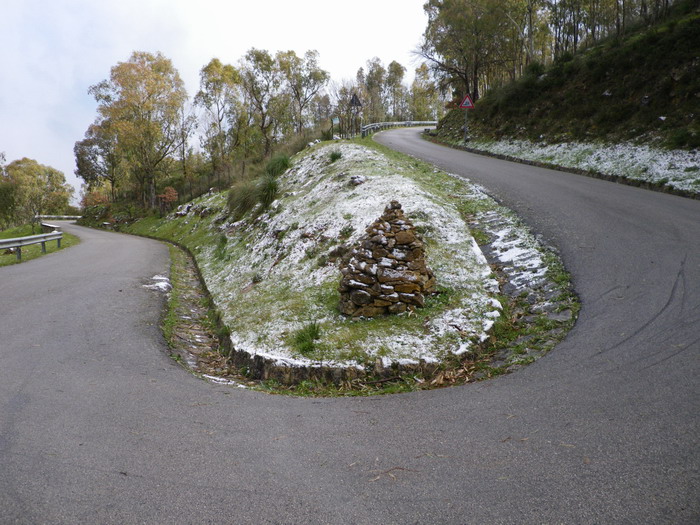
[{"x1": 459, "y1": 94, "x2": 475, "y2": 109}]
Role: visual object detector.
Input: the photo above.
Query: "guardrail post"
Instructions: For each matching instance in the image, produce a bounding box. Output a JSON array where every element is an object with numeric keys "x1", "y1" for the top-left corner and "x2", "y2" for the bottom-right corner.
[
  {"x1": 16, "y1": 247, "x2": 21, "y2": 261},
  {"x1": 41, "y1": 241, "x2": 47, "y2": 253}
]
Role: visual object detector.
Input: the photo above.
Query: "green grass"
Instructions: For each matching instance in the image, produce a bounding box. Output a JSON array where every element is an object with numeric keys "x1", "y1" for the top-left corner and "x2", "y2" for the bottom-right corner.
[
  {"x1": 161, "y1": 245, "x2": 184, "y2": 345},
  {"x1": 0, "y1": 224, "x2": 80, "y2": 267},
  {"x1": 290, "y1": 321, "x2": 322, "y2": 357}
]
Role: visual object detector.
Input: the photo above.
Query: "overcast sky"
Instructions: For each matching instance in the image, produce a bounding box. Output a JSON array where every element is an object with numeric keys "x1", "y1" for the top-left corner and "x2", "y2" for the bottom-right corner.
[{"x1": 1, "y1": 0, "x2": 429, "y2": 201}]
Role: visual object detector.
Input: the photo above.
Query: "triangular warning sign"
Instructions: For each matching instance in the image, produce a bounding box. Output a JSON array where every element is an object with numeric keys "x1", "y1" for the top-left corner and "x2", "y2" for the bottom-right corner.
[{"x1": 459, "y1": 94, "x2": 475, "y2": 109}]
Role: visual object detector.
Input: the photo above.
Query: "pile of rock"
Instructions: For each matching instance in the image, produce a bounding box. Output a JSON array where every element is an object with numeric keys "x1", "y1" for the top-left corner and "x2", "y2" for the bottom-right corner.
[{"x1": 339, "y1": 201, "x2": 436, "y2": 318}]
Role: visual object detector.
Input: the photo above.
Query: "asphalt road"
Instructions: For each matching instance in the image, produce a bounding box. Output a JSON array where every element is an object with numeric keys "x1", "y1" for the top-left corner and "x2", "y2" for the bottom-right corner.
[{"x1": 1, "y1": 129, "x2": 698, "y2": 524}]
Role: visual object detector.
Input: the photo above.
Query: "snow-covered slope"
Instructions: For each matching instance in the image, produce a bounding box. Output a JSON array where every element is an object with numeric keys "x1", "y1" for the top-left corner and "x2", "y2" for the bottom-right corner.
[{"x1": 191, "y1": 143, "x2": 503, "y2": 370}]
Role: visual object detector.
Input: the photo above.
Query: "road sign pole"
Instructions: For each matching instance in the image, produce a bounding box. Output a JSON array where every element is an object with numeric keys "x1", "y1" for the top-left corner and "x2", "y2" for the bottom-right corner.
[
  {"x1": 459, "y1": 93, "x2": 474, "y2": 143},
  {"x1": 464, "y1": 107, "x2": 468, "y2": 143}
]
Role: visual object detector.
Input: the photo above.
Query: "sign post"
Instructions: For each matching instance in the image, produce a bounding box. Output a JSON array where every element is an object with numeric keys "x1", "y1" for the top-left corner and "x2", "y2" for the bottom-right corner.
[
  {"x1": 459, "y1": 94, "x2": 475, "y2": 143},
  {"x1": 350, "y1": 93, "x2": 362, "y2": 137}
]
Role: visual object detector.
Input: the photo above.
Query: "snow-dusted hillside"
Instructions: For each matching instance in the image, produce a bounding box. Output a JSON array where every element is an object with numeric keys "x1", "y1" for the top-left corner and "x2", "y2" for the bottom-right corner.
[
  {"x1": 143, "y1": 140, "x2": 571, "y2": 384},
  {"x1": 191, "y1": 143, "x2": 502, "y2": 370}
]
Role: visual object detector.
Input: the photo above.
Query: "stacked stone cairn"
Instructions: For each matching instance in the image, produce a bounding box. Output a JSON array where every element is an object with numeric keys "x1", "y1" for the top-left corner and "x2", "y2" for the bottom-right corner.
[{"x1": 339, "y1": 201, "x2": 436, "y2": 318}]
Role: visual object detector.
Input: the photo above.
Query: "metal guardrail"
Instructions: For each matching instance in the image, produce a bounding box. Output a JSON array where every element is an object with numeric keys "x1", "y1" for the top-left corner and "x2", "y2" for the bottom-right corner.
[
  {"x1": 361, "y1": 121, "x2": 438, "y2": 137},
  {"x1": 35, "y1": 215, "x2": 82, "y2": 220},
  {"x1": 0, "y1": 230, "x2": 63, "y2": 261}
]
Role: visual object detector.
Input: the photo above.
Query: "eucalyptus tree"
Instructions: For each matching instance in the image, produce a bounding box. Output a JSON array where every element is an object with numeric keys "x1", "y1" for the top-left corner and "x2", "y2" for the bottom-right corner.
[
  {"x1": 387, "y1": 60, "x2": 408, "y2": 120},
  {"x1": 410, "y1": 63, "x2": 442, "y2": 120},
  {"x1": 419, "y1": 0, "x2": 491, "y2": 100},
  {"x1": 419, "y1": 0, "x2": 546, "y2": 99},
  {"x1": 277, "y1": 49, "x2": 330, "y2": 134},
  {"x1": 88, "y1": 51, "x2": 189, "y2": 208},
  {"x1": 238, "y1": 48, "x2": 285, "y2": 157},
  {"x1": 310, "y1": 93, "x2": 333, "y2": 129},
  {"x1": 74, "y1": 119, "x2": 122, "y2": 201},
  {"x1": 328, "y1": 79, "x2": 362, "y2": 137},
  {"x1": 195, "y1": 58, "x2": 240, "y2": 181},
  {"x1": 0, "y1": 152, "x2": 17, "y2": 229},
  {"x1": 362, "y1": 57, "x2": 388, "y2": 123}
]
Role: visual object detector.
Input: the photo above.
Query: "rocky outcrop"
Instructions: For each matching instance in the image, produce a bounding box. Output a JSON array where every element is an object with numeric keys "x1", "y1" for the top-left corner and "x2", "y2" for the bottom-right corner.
[{"x1": 339, "y1": 201, "x2": 436, "y2": 318}]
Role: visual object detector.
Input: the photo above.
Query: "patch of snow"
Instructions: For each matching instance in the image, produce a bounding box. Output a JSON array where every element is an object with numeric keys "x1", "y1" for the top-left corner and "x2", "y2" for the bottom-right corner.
[
  {"x1": 143, "y1": 275, "x2": 172, "y2": 293},
  {"x1": 468, "y1": 139, "x2": 700, "y2": 194},
  {"x1": 202, "y1": 374, "x2": 247, "y2": 387}
]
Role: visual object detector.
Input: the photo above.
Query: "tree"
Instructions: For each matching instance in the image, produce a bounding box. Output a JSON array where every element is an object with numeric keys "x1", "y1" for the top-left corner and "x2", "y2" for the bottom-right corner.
[
  {"x1": 89, "y1": 51, "x2": 189, "y2": 208},
  {"x1": 238, "y1": 48, "x2": 284, "y2": 157},
  {"x1": 387, "y1": 61, "x2": 408, "y2": 120},
  {"x1": 277, "y1": 50, "x2": 330, "y2": 134},
  {"x1": 5, "y1": 158, "x2": 73, "y2": 228},
  {"x1": 420, "y1": 0, "x2": 482, "y2": 100},
  {"x1": 362, "y1": 57, "x2": 388, "y2": 123},
  {"x1": 328, "y1": 79, "x2": 362, "y2": 137},
  {"x1": 420, "y1": 0, "x2": 550, "y2": 98},
  {"x1": 74, "y1": 119, "x2": 122, "y2": 201},
  {"x1": 0, "y1": 153, "x2": 17, "y2": 230},
  {"x1": 410, "y1": 63, "x2": 442, "y2": 120},
  {"x1": 195, "y1": 58, "x2": 240, "y2": 181}
]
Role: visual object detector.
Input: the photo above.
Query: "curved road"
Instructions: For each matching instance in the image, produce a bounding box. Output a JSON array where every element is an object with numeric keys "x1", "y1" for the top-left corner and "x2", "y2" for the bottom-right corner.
[{"x1": 1, "y1": 129, "x2": 698, "y2": 524}]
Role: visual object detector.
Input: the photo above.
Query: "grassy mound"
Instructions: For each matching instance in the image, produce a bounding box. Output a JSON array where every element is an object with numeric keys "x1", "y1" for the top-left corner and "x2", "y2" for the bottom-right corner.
[{"x1": 124, "y1": 140, "x2": 577, "y2": 391}]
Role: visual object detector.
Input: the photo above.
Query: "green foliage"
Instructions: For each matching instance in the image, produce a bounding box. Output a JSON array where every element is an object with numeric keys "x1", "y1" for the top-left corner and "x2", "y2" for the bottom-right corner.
[
  {"x1": 227, "y1": 170, "x2": 280, "y2": 220},
  {"x1": 265, "y1": 154, "x2": 291, "y2": 177},
  {"x1": 88, "y1": 51, "x2": 190, "y2": 209},
  {"x1": 227, "y1": 178, "x2": 260, "y2": 220},
  {"x1": 78, "y1": 204, "x2": 112, "y2": 227},
  {"x1": 214, "y1": 233, "x2": 228, "y2": 260},
  {"x1": 291, "y1": 321, "x2": 322, "y2": 357},
  {"x1": 524, "y1": 61, "x2": 545, "y2": 78},
  {"x1": 329, "y1": 150, "x2": 342, "y2": 163},
  {"x1": 257, "y1": 174, "x2": 279, "y2": 208},
  {"x1": 2, "y1": 158, "x2": 74, "y2": 227},
  {"x1": 0, "y1": 180, "x2": 17, "y2": 230}
]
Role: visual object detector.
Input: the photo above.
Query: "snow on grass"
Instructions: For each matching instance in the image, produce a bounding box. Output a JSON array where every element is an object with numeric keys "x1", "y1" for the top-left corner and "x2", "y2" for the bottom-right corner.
[
  {"x1": 195, "y1": 142, "x2": 504, "y2": 369},
  {"x1": 143, "y1": 275, "x2": 172, "y2": 293},
  {"x1": 477, "y1": 209, "x2": 548, "y2": 292},
  {"x1": 467, "y1": 139, "x2": 700, "y2": 195}
]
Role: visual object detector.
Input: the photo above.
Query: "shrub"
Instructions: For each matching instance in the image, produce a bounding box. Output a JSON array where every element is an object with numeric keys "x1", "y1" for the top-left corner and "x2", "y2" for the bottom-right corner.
[
  {"x1": 227, "y1": 179, "x2": 259, "y2": 220},
  {"x1": 329, "y1": 150, "x2": 342, "y2": 163},
  {"x1": 257, "y1": 174, "x2": 279, "y2": 209},
  {"x1": 266, "y1": 154, "x2": 291, "y2": 177},
  {"x1": 524, "y1": 61, "x2": 545, "y2": 78}
]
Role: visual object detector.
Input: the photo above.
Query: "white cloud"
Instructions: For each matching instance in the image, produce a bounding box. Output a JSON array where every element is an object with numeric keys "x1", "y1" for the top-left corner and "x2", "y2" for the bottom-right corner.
[{"x1": 0, "y1": 0, "x2": 427, "y2": 202}]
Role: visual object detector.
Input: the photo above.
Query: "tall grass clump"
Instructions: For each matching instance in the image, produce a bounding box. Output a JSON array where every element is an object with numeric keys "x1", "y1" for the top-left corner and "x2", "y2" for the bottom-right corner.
[
  {"x1": 291, "y1": 321, "x2": 322, "y2": 357},
  {"x1": 257, "y1": 174, "x2": 279, "y2": 208},
  {"x1": 228, "y1": 178, "x2": 260, "y2": 220},
  {"x1": 266, "y1": 154, "x2": 291, "y2": 177}
]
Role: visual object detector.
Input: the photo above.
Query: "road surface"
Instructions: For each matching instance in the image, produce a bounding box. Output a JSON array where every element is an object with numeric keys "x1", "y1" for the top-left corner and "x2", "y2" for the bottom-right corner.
[{"x1": 1, "y1": 130, "x2": 698, "y2": 523}]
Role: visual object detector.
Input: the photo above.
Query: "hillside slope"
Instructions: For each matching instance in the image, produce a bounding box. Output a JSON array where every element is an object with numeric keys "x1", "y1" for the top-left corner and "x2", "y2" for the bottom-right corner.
[{"x1": 438, "y1": 1, "x2": 700, "y2": 148}]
